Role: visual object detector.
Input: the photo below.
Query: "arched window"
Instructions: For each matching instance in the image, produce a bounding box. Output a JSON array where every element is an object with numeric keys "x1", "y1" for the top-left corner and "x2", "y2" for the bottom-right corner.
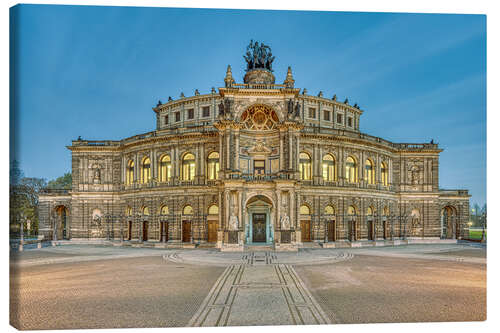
[
  {"x1": 207, "y1": 152, "x2": 220, "y2": 180},
  {"x1": 347, "y1": 205, "x2": 357, "y2": 216},
  {"x1": 324, "y1": 205, "x2": 335, "y2": 215},
  {"x1": 126, "y1": 160, "x2": 134, "y2": 185},
  {"x1": 322, "y1": 154, "x2": 336, "y2": 181},
  {"x1": 365, "y1": 159, "x2": 374, "y2": 184},
  {"x1": 142, "y1": 206, "x2": 150, "y2": 216},
  {"x1": 125, "y1": 206, "x2": 132, "y2": 217},
  {"x1": 183, "y1": 205, "x2": 194, "y2": 215},
  {"x1": 141, "y1": 157, "x2": 151, "y2": 184},
  {"x1": 300, "y1": 205, "x2": 311, "y2": 215},
  {"x1": 383, "y1": 206, "x2": 390, "y2": 217},
  {"x1": 299, "y1": 152, "x2": 312, "y2": 180},
  {"x1": 182, "y1": 153, "x2": 196, "y2": 181},
  {"x1": 208, "y1": 205, "x2": 219, "y2": 215},
  {"x1": 346, "y1": 156, "x2": 358, "y2": 183},
  {"x1": 366, "y1": 206, "x2": 374, "y2": 217},
  {"x1": 160, "y1": 205, "x2": 169, "y2": 215},
  {"x1": 381, "y1": 162, "x2": 388, "y2": 187},
  {"x1": 159, "y1": 155, "x2": 172, "y2": 182}
]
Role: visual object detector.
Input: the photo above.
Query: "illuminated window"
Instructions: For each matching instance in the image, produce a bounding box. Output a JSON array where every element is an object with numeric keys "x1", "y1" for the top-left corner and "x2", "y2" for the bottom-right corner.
[
  {"x1": 142, "y1": 206, "x2": 150, "y2": 216},
  {"x1": 324, "y1": 205, "x2": 335, "y2": 215},
  {"x1": 160, "y1": 205, "x2": 169, "y2": 215},
  {"x1": 126, "y1": 160, "x2": 134, "y2": 185},
  {"x1": 364, "y1": 159, "x2": 374, "y2": 185},
  {"x1": 208, "y1": 205, "x2": 219, "y2": 215},
  {"x1": 182, "y1": 153, "x2": 196, "y2": 181},
  {"x1": 300, "y1": 205, "x2": 311, "y2": 215},
  {"x1": 159, "y1": 155, "x2": 172, "y2": 182},
  {"x1": 345, "y1": 156, "x2": 358, "y2": 183},
  {"x1": 299, "y1": 152, "x2": 312, "y2": 180},
  {"x1": 322, "y1": 154, "x2": 336, "y2": 181},
  {"x1": 383, "y1": 206, "x2": 390, "y2": 217},
  {"x1": 183, "y1": 205, "x2": 193, "y2": 215},
  {"x1": 381, "y1": 162, "x2": 388, "y2": 186},
  {"x1": 366, "y1": 206, "x2": 374, "y2": 216},
  {"x1": 125, "y1": 206, "x2": 132, "y2": 216},
  {"x1": 141, "y1": 157, "x2": 151, "y2": 184},
  {"x1": 207, "y1": 152, "x2": 220, "y2": 180},
  {"x1": 347, "y1": 205, "x2": 356, "y2": 216}
]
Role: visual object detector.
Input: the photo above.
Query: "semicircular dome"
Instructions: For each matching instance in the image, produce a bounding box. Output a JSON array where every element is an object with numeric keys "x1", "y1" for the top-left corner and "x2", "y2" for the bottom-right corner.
[{"x1": 240, "y1": 104, "x2": 279, "y2": 131}]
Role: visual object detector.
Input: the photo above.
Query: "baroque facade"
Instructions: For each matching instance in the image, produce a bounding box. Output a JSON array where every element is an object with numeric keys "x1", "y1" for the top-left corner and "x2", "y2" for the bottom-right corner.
[{"x1": 39, "y1": 42, "x2": 470, "y2": 251}]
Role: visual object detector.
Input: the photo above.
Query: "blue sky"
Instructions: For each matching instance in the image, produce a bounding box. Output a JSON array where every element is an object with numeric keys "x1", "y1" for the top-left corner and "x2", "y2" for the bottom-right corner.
[{"x1": 10, "y1": 5, "x2": 486, "y2": 205}]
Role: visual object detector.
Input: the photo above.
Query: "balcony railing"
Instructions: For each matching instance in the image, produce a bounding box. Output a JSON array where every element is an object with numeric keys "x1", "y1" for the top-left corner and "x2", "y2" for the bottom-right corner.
[{"x1": 232, "y1": 83, "x2": 288, "y2": 90}]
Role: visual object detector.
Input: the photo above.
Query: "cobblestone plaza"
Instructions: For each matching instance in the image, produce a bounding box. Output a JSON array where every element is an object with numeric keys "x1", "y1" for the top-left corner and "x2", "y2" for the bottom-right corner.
[{"x1": 10, "y1": 243, "x2": 486, "y2": 329}]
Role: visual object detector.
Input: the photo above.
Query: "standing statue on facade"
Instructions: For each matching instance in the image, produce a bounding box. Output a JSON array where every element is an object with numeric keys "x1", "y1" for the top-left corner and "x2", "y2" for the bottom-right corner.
[
  {"x1": 229, "y1": 215, "x2": 239, "y2": 230},
  {"x1": 280, "y1": 215, "x2": 291, "y2": 230},
  {"x1": 294, "y1": 101, "x2": 301, "y2": 119}
]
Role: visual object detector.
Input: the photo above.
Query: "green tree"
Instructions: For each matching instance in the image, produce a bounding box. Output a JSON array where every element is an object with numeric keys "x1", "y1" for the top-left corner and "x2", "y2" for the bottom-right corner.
[{"x1": 46, "y1": 172, "x2": 72, "y2": 189}]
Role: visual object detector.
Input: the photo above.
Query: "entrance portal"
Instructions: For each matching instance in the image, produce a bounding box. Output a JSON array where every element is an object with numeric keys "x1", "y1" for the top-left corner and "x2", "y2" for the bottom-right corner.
[
  {"x1": 300, "y1": 220, "x2": 311, "y2": 242},
  {"x1": 182, "y1": 221, "x2": 192, "y2": 243},
  {"x1": 252, "y1": 213, "x2": 267, "y2": 242},
  {"x1": 207, "y1": 220, "x2": 217, "y2": 243}
]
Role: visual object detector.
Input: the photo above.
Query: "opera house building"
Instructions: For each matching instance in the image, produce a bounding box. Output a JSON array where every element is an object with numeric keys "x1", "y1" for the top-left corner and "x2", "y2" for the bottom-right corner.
[{"x1": 39, "y1": 41, "x2": 470, "y2": 251}]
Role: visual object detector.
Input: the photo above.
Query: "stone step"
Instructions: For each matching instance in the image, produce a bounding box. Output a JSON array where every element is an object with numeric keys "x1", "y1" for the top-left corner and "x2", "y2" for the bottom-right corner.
[{"x1": 245, "y1": 245, "x2": 274, "y2": 252}]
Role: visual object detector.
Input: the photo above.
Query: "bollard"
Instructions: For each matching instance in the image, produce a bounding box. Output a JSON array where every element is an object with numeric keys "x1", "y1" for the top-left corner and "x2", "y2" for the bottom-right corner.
[{"x1": 37, "y1": 241, "x2": 42, "y2": 249}]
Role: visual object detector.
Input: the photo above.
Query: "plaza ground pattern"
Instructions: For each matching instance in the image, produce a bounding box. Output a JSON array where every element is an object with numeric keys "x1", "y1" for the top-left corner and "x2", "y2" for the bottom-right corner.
[{"x1": 10, "y1": 243, "x2": 486, "y2": 329}]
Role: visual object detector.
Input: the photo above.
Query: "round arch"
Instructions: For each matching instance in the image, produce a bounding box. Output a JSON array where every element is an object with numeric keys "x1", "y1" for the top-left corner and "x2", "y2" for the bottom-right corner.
[{"x1": 240, "y1": 104, "x2": 280, "y2": 131}]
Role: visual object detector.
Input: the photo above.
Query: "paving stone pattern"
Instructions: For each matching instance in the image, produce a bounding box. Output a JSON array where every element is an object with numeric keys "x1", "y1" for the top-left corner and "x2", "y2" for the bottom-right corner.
[{"x1": 188, "y1": 252, "x2": 331, "y2": 327}]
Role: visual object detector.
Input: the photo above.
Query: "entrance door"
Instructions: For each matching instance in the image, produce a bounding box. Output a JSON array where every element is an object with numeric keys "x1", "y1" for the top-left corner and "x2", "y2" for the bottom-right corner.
[
  {"x1": 182, "y1": 221, "x2": 191, "y2": 243},
  {"x1": 160, "y1": 222, "x2": 168, "y2": 242},
  {"x1": 142, "y1": 221, "x2": 148, "y2": 241},
  {"x1": 301, "y1": 220, "x2": 311, "y2": 242},
  {"x1": 367, "y1": 220, "x2": 374, "y2": 240},
  {"x1": 207, "y1": 220, "x2": 217, "y2": 243},
  {"x1": 383, "y1": 220, "x2": 387, "y2": 239},
  {"x1": 349, "y1": 220, "x2": 357, "y2": 241},
  {"x1": 128, "y1": 221, "x2": 132, "y2": 240},
  {"x1": 327, "y1": 220, "x2": 336, "y2": 242},
  {"x1": 252, "y1": 213, "x2": 266, "y2": 243}
]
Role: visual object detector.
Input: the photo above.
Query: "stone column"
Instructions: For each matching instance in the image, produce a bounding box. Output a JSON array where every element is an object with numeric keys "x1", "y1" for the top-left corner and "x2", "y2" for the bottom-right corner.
[
  {"x1": 150, "y1": 149, "x2": 155, "y2": 180},
  {"x1": 279, "y1": 128, "x2": 284, "y2": 171},
  {"x1": 226, "y1": 129, "x2": 231, "y2": 171},
  {"x1": 219, "y1": 131, "x2": 224, "y2": 172},
  {"x1": 276, "y1": 191, "x2": 281, "y2": 231},
  {"x1": 200, "y1": 144, "x2": 205, "y2": 183},
  {"x1": 170, "y1": 149, "x2": 175, "y2": 181},
  {"x1": 122, "y1": 155, "x2": 126, "y2": 184},
  {"x1": 235, "y1": 128, "x2": 240, "y2": 171},
  {"x1": 134, "y1": 153, "x2": 139, "y2": 183},
  {"x1": 288, "y1": 130, "x2": 293, "y2": 170},
  {"x1": 237, "y1": 191, "x2": 242, "y2": 229},
  {"x1": 295, "y1": 132, "x2": 300, "y2": 174}
]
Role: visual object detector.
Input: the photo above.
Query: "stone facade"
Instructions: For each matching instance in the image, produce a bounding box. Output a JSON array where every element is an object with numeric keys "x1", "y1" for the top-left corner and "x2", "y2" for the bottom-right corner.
[{"x1": 38, "y1": 56, "x2": 470, "y2": 250}]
